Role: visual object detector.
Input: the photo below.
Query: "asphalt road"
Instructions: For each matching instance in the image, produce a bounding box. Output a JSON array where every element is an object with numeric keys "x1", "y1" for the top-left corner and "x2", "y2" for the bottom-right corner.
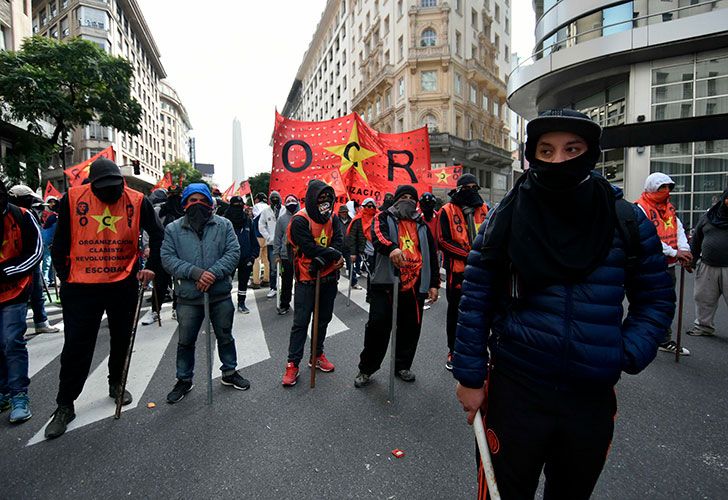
[{"x1": 2, "y1": 271, "x2": 727, "y2": 499}]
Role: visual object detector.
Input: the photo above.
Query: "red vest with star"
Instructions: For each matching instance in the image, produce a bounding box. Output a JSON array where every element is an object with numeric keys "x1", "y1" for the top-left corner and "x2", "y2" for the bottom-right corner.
[
  {"x1": 0, "y1": 207, "x2": 32, "y2": 303},
  {"x1": 397, "y1": 219, "x2": 424, "y2": 292},
  {"x1": 287, "y1": 209, "x2": 337, "y2": 282},
  {"x1": 440, "y1": 202, "x2": 488, "y2": 273},
  {"x1": 67, "y1": 184, "x2": 143, "y2": 284}
]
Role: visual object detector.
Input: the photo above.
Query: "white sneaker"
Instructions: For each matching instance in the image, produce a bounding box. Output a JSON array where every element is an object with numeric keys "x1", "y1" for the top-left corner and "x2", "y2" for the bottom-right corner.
[
  {"x1": 140, "y1": 310, "x2": 159, "y2": 326},
  {"x1": 266, "y1": 289, "x2": 277, "y2": 299}
]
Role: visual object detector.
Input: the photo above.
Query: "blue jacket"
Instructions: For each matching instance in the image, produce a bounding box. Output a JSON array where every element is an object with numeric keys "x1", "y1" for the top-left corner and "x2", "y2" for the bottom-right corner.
[
  {"x1": 237, "y1": 218, "x2": 260, "y2": 262},
  {"x1": 161, "y1": 214, "x2": 240, "y2": 304},
  {"x1": 453, "y1": 202, "x2": 675, "y2": 391}
]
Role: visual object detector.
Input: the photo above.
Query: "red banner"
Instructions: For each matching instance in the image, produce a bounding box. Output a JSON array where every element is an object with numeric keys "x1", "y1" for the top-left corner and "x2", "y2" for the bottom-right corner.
[
  {"x1": 427, "y1": 165, "x2": 463, "y2": 189},
  {"x1": 221, "y1": 183, "x2": 236, "y2": 202},
  {"x1": 270, "y1": 112, "x2": 431, "y2": 205},
  {"x1": 153, "y1": 171, "x2": 174, "y2": 191},
  {"x1": 237, "y1": 180, "x2": 251, "y2": 197},
  {"x1": 44, "y1": 181, "x2": 63, "y2": 201},
  {"x1": 64, "y1": 146, "x2": 115, "y2": 187}
]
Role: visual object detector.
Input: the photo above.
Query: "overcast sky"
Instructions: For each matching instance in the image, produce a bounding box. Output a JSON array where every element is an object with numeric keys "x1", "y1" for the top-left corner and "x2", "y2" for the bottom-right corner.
[{"x1": 138, "y1": 0, "x2": 534, "y2": 187}]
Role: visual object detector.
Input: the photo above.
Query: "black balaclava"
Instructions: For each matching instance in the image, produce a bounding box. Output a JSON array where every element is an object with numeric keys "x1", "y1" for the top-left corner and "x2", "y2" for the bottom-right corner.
[
  {"x1": 389, "y1": 185, "x2": 419, "y2": 220},
  {"x1": 706, "y1": 188, "x2": 728, "y2": 229},
  {"x1": 285, "y1": 195, "x2": 300, "y2": 214},
  {"x1": 450, "y1": 173, "x2": 484, "y2": 208},
  {"x1": 92, "y1": 181, "x2": 124, "y2": 204},
  {"x1": 305, "y1": 180, "x2": 335, "y2": 224},
  {"x1": 88, "y1": 157, "x2": 125, "y2": 204},
  {"x1": 270, "y1": 191, "x2": 282, "y2": 217},
  {"x1": 224, "y1": 196, "x2": 246, "y2": 233},
  {"x1": 380, "y1": 192, "x2": 394, "y2": 211},
  {"x1": 419, "y1": 192, "x2": 436, "y2": 220}
]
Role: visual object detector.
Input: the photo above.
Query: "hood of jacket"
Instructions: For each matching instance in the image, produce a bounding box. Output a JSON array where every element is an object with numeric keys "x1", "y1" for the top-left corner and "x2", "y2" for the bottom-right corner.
[{"x1": 305, "y1": 179, "x2": 335, "y2": 224}]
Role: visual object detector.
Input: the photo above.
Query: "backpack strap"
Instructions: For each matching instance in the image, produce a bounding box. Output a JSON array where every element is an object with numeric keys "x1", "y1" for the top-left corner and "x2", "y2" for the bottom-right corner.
[{"x1": 615, "y1": 199, "x2": 641, "y2": 275}]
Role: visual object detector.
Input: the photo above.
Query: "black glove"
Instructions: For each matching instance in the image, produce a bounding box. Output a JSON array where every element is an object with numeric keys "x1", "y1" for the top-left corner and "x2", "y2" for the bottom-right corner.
[{"x1": 308, "y1": 256, "x2": 326, "y2": 275}]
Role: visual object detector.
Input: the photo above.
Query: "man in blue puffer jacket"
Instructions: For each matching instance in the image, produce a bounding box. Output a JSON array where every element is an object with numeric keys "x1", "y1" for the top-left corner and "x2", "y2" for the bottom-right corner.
[
  {"x1": 161, "y1": 183, "x2": 249, "y2": 404},
  {"x1": 453, "y1": 110, "x2": 675, "y2": 499}
]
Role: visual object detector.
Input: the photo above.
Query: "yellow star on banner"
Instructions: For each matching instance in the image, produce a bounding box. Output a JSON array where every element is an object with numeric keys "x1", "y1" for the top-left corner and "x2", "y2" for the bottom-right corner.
[
  {"x1": 436, "y1": 171, "x2": 450, "y2": 183},
  {"x1": 0, "y1": 239, "x2": 7, "y2": 259},
  {"x1": 400, "y1": 229, "x2": 416, "y2": 255},
  {"x1": 324, "y1": 121, "x2": 377, "y2": 182},
  {"x1": 315, "y1": 228, "x2": 329, "y2": 247},
  {"x1": 91, "y1": 206, "x2": 123, "y2": 234},
  {"x1": 663, "y1": 217, "x2": 674, "y2": 230}
]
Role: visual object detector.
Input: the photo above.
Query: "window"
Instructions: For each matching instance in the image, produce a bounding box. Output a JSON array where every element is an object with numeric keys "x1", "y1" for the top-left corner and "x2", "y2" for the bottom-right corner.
[
  {"x1": 493, "y1": 100, "x2": 500, "y2": 117},
  {"x1": 397, "y1": 0, "x2": 403, "y2": 17},
  {"x1": 455, "y1": 73, "x2": 462, "y2": 95},
  {"x1": 82, "y1": 35, "x2": 110, "y2": 52},
  {"x1": 77, "y1": 6, "x2": 109, "y2": 31},
  {"x1": 422, "y1": 113, "x2": 439, "y2": 132},
  {"x1": 494, "y1": 3, "x2": 500, "y2": 22},
  {"x1": 482, "y1": 94, "x2": 489, "y2": 111},
  {"x1": 50, "y1": 1, "x2": 57, "y2": 18},
  {"x1": 455, "y1": 0, "x2": 462, "y2": 13},
  {"x1": 504, "y1": 44, "x2": 509, "y2": 62},
  {"x1": 471, "y1": 44, "x2": 478, "y2": 59},
  {"x1": 384, "y1": 15, "x2": 390, "y2": 35},
  {"x1": 421, "y1": 70, "x2": 437, "y2": 91},
  {"x1": 470, "y1": 84, "x2": 477, "y2": 103},
  {"x1": 40, "y1": 8, "x2": 47, "y2": 26},
  {"x1": 398, "y1": 117, "x2": 404, "y2": 132},
  {"x1": 60, "y1": 17, "x2": 69, "y2": 38},
  {"x1": 505, "y1": 16, "x2": 510, "y2": 34},
  {"x1": 87, "y1": 122, "x2": 111, "y2": 140},
  {"x1": 376, "y1": 98, "x2": 381, "y2": 116},
  {"x1": 398, "y1": 35, "x2": 404, "y2": 60},
  {"x1": 398, "y1": 77, "x2": 405, "y2": 98},
  {"x1": 0, "y1": 26, "x2": 5, "y2": 51},
  {"x1": 421, "y1": 0, "x2": 437, "y2": 7},
  {"x1": 494, "y1": 34, "x2": 500, "y2": 53},
  {"x1": 50, "y1": 24, "x2": 59, "y2": 39},
  {"x1": 421, "y1": 28, "x2": 437, "y2": 47},
  {"x1": 455, "y1": 31, "x2": 462, "y2": 56},
  {"x1": 471, "y1": 9, "x2": 478, "y2": 29}
]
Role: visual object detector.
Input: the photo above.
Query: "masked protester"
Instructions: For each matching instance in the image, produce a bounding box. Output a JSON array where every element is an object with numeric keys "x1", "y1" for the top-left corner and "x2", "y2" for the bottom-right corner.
[
  {"x1": 272, "y1": 194, "x2": 300, "y2": 314},
  {"x1": 379, "y1": 192, "x2": 394, "y2": 211},
  {"x1": 45, "y1": 158, "x2": 163, "y2": 439},
  {"x1": 8, "y1": 185, "x2": 60, "y2": 337},
  {"x1": 159, "y1": 185, "x2": 185, "y2": 227},
  {"x1": 251, "y1": 193, "x2": 270, "y2": 290},
  {"x1": 686, "y1": 188, "x2": 728, "y2": 338},
  {"x1": 41, "y1": 196, "x2": 59, "y2": 287},
  {"x1": 139, "y1": 188, "x2": 171, "y2": 326},
  {"x1": 224, "y1": 196, "x2": 259, "y2": 314},
  {"x1": 453, "y1": 110, "x2": 675, "y2": 499},
  {"x1": 347, "y1": 197, "x2": 376, "y2": 299},
  {"x1": 438, "y1": 175, "x2": 488, "y2": 370},
  {"x1": 0, "y1": 180, "x2": 44, "y2": 424},
  {"x1": 161, "y1": 183, "x2": 249, "y2": 403},
  {"x1": 635, "y1": 173, "x2": 692, "y2": 356},
  {"x1": 258, "y1": 191, "x2": 282, "y2": 299},
  {"x1": 354, "y1": 185, "x2": 440, "y2": 388},
  {"x1": 282, "y1": 180, "x2": 345, "y2": 386}
]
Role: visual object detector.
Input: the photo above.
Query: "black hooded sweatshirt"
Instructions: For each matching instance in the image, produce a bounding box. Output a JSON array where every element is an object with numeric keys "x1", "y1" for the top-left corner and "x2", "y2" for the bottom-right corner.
[{"x1": 288, "y1": 180, "x2": 343, "y2": 265}]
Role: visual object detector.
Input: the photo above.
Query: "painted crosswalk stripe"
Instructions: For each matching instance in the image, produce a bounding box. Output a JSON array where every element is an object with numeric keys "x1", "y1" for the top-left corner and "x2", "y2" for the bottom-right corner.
[
  {"x1": 337, "y1": 278, "x2": 369, "y2": 313},
  {"x1": 27, "y1": 311, "x2": 176, "y2": 446}
]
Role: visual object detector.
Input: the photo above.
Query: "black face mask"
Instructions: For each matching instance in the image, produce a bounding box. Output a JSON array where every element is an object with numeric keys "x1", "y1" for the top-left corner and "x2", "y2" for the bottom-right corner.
[
  {"x1": 286, "y1": 202, "x2": 299, "y2": 214},
  {"x1": 92, "y1": 183, "x2": 124, "y2": 204},
  {"x1": 389, "y1": 199, "x2": 418, "y2": 220},
  {"x1": 452, "y1": 189, "x2": 483, "y2": 208},
  {"x1": 186, "y1": 203, "x2": 213, "y2": 232},
  {"x1": 528, "y1": 154, "x2": 595, "y2": 191}
]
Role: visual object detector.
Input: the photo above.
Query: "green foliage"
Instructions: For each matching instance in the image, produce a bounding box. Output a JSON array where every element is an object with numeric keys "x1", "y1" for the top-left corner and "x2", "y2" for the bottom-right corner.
[
  {"x1": 248, "y1": 172, "x2": 270, "y2": 199},
  {"x1": 162, "y1": 159, "x2": 203, "y2": 188},
  {"x1": 0, "y1": 135, "x2": 56, "y2": 189},
  {"x1": 0, "y1": 36, "x2": 142, "y2": 179}
]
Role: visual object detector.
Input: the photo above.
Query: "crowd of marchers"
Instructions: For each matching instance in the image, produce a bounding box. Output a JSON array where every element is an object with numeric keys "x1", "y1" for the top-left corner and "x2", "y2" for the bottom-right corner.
[{"x1": 1, "y1": 109, "x2": 727, "y2": 499}]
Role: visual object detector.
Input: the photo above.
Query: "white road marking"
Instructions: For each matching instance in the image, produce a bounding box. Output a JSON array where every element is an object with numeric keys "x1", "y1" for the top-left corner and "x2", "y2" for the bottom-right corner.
[{"x1": 337, "y1": 278, "x2": 369, "y2": 313}]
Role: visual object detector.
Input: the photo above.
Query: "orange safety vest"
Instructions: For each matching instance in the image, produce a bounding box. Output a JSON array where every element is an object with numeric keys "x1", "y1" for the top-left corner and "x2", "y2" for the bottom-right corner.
[
  {"x1": 440, "y1": 203, "x2": 488, "y2": 273},
  {"x1": 636, "y1": 197, "x2": 678, "y2": 265},
  {"x1": 287, "y1": 209, "x2": 337, "y2": 282},
  {"x1": 397, "y1": 219, "x2": 424, "y2": 292},
  {"x1": 67, "y1": 184, "x2": 144, "y2": 284},
  {"x1": 0, "y1": 207, "x2": 32, "y2": 303}
]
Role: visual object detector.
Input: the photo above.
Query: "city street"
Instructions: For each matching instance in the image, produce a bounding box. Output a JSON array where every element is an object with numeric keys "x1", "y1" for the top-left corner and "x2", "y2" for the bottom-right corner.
[{"x1": 3, "y1": 272, "x2": 728, "y2": 499}]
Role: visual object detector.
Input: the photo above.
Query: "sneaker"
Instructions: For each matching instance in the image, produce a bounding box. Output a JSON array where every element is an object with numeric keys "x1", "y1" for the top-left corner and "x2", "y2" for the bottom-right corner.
[
  {"x1": 658, "y1": 341, "x2": 691, "y2": 356},
  {"x1": 171, "y1": 309, "x2": 177, "y2": 321},
  {"x1": 423, "y1": 304, "x2": 431, "y2": 311},
  {"x1": 141, "y1": 309, "x2": 159, "y2": 326},
  {"x1": 108, "y1": 385, "x2": 133, "y2": 406},
  {"x1": 35, "y1": 323, "x2": 60, "y2": 334},
  {"x1": 250, "y1": 283, "x2": 261, "y2": 290},
  {"x1": 352, "y1": 284, "x2": 363, "y2": 290},
  {"x1": 277, "y1": 306, "x2": 290, "y2": 315},
  {"x1": 221, "y1": 371, "x2": 251, "y2": 391},
  {"x1": 9, "y1": 393, "x2": 32, "y2": 423},
  {"x1": 445, "y1": 352, "x2": 453, "y2": 371},
  {"x1": 308, "y1": 353, "x2": 335, "y2": 372},
  {"x1": 686, "y1": 329, "x2": 714, "y2": 337},
  {"x1": 0, "y1": 393, "x2": 10, "y2": 413},
  {"x1": 354, "y1": 372, "x2": 371, "y2": 388},
  {"x1": 44, "y1": 405, "x2": 76, "y2": 439},
  {"x1": 238, "y1": 304, "x2": 250, "y2": 314},
  {"x1": 167, "y1": 380, "x2": 194, "y2": 404},
  {"x1": 266, "y1": 289, "x2": 277, "y2": 299},
  {"x1": 395, "y1": 369, "x2": 416, "y2": 382},
  {"x1": 282, "y1": 362, "x2": 299, "y2": 386}
]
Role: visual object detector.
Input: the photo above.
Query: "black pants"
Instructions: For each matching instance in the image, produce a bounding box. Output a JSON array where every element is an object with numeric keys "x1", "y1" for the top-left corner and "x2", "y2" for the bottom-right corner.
[
  {"x1": 237, "y1": 259, "x2": 253, "y2": 306},
  {"x1": 152, "y1": 266, "x2": 171, "y2": 313},
  {"x1": 358, "y1": 284, "x2": 425, "y2": 375},
  {"x1": 445, "y1": 272, "x2": 465, "y2": 353},
  {"x1": 279, "y1": 258, "x2": 294, "y2": 309},
  {"x1": 480, "y1": 369, "x2": 616, "y2": 500},
  {"x1": 287, "y1": 279, "x2": 337, "y2": 365},
  {"x1": 56, "y1": 279, "x2": 138, "y2": 406}
]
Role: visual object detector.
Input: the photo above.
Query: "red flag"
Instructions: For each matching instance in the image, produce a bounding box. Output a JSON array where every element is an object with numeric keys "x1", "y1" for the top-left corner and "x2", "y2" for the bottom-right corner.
[
  {"x1": 178, "y1": 173, "x2": 185, "y2": 187},
  {"x1": 321, "y1": 170, "x2": 348, "y2": 199},
  {"x1": 270, "y1": 112, "x2": 431, "y2": 205},
  {"x1": 221, "y1": 183, "x2": 236, "y2": 202},
  {"x1": 237, "y1": 180, "x2": 251, "y2": 197},
  {"x1": 64, "y1": 146, "x2": 115, "y2": 187},
  {"x1": 44, "y1": 181, "x2": 62, "y2": 201},
  {"x1": 427, "y1": 165, "x2": 463, "y2": 189},
  {"x1": 153, "y1": 171, "x2": 174, "y2": 191}
]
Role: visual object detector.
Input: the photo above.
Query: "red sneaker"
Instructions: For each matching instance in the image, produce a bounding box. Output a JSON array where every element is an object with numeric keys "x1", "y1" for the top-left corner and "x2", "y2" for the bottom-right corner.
[
  {"x1": 309, "y1": 353, "x2": 335, "y2": 372},
  {"x1": 282, "y1": 362, "x2": 299, "y2": 386}
]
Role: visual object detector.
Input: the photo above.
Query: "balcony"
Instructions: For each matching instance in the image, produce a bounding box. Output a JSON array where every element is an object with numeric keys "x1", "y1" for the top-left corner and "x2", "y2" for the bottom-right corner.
[
  {"x1": 466, "y1": 59, "x2": 505, "y2": 97},
  {"x1": 408, "y1": 44, "x2": 451, "y2": 62},
  {"x1": 351, "y1": 64, "x2": 394, "y2": 108}
]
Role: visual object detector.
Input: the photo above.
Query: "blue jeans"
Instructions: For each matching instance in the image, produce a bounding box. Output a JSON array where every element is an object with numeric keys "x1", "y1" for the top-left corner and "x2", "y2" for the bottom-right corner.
[
  {"x1": 42, "y1": 243, "x2": 55, "y2": 284},
  {"x1": 0, "y1": 302, "x2": 30, "y2": 396},
  {"x1": 176, "y1": 298, "x2": 237, "y2": 381},
  {"x1": 30, "y1": 265, "x2": 47, "y2": 325}
]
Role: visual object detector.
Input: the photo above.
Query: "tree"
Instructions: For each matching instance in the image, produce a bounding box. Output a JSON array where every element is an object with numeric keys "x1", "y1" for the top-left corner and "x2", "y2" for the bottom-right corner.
[
  {"x1": 248, "y1": 172, "x2": 270, "y2": 199},
  {"x1": 0, "y1": 36, "x2": 142, "y2": 185},
  {"x1": 161, "y1": 159, "x2": 203, "y2": 188}
]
